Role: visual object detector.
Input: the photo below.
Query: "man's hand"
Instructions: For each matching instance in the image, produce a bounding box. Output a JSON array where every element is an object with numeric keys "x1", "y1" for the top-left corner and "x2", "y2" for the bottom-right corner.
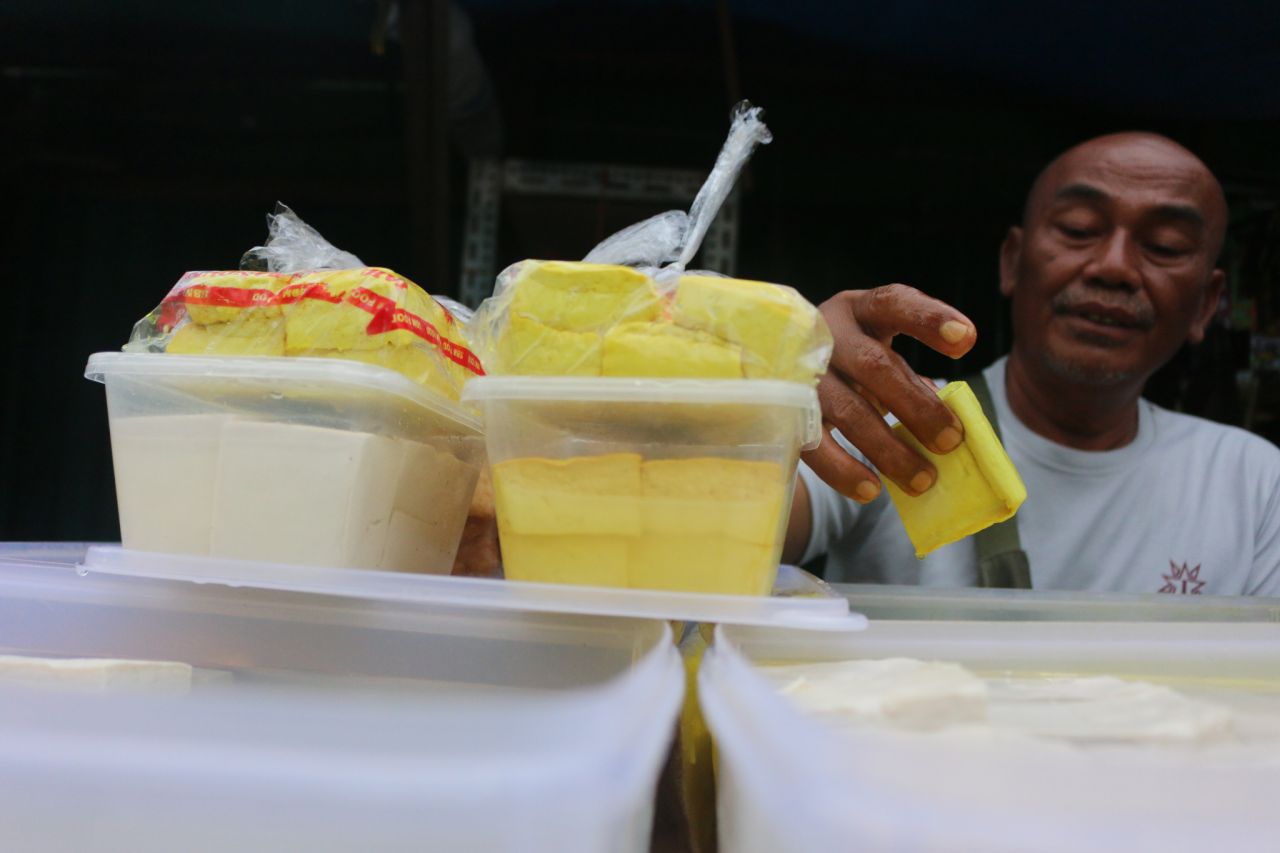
[{"x1": 805, "y1": 284, "x2": 976, "y2": 503}]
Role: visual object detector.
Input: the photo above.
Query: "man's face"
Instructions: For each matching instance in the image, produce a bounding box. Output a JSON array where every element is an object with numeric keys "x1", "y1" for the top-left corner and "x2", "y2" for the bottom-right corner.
[{"x1": 1000, "y1": 136, "x2": 1227, "y2": 387}]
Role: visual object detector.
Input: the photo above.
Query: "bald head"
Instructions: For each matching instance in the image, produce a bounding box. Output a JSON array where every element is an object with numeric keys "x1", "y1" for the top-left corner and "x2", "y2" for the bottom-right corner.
[{"x1": 1024, "y1": 132, "x2": 1228, "y2": 261}]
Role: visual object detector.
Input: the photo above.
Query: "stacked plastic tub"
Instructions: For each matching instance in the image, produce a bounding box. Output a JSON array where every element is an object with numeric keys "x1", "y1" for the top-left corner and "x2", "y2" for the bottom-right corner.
[
  {"x1": 835, "y1": 582, "x2": 1280, "y2": 622},
  {"x1": 47, "y1": 316, "x2": 862, "y2": 850},
  {"x1": 1, "y1": 539, "x2": 860, "y2": 853},
  {"x1": 0, "y1": 544, "x2": 684, "y2": 852},
  {"x1": 701, "y1": 618, "x2": 1280, "y2": 853}
]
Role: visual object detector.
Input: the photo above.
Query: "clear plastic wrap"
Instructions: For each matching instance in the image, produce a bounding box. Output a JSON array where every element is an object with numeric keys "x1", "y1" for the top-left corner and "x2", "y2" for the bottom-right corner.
[
  {"x1": 127, "y1": 206, "x2": 483, "y2": 401},
  {"x1": 468, "y1": 260, "x2": 831, "y2": 382},
  {"x1": 467, "y1": 102, "x2": 832, "y2": 384}
]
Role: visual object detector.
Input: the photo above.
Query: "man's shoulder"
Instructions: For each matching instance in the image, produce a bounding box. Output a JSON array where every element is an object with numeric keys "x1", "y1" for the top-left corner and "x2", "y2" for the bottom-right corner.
[{"x1": 1146, "y1": 403, "x2": 1280, "y2": 468}]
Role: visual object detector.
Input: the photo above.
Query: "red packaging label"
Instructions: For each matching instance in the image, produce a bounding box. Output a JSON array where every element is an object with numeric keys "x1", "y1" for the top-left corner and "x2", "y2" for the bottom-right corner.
[{"x1": 167, "y1": 270, "x2": 485, "y2": 376}]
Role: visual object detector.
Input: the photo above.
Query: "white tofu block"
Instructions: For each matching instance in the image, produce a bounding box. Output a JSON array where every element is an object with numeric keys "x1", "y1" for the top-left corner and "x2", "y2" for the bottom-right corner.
[
  {"x1": 0, "y1": 655, "x2": 193, "y2": 695},
  {"x1": 378, "y1": 510, "x2": 454, "y2": 573},
  {"x1": 110, "y1": 414, "x2": 229, "y2": 555},
  {"x1": 392, "y1": 439, "x2": 478, "y2": 520},
  {"x1": 377, "y1": 439, "x2": 478, "y2": 573},
  {"x1": 211, "y1": 421, "x2": 401, "y2": 569},
  {"x1": 767, "y1": 658, "x2": 989, "y2": 729}
]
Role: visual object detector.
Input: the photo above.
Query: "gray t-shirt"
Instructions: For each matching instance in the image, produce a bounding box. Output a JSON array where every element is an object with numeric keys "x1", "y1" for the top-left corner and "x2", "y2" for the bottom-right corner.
[{"x1": 800, "y1": 357, "x2": 1280, "y2": 596}]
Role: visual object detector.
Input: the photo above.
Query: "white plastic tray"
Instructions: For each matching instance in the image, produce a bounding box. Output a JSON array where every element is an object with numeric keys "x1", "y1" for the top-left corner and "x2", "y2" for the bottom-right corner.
[{"x1": 80, "y1": 545, "x2": 866, "y2": 632}]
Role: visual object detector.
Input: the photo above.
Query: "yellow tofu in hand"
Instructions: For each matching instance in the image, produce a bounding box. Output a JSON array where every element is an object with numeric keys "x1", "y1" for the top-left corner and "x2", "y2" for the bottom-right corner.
[{"x1": 884, "y1": 381, "x2": 1026, "y2": 557}]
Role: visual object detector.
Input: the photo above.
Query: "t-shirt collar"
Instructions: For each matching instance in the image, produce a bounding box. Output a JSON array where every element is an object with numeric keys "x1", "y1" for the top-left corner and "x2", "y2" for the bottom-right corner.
[{"x1": 983, "y1": 356, "x2": 1155, "y2": 474}]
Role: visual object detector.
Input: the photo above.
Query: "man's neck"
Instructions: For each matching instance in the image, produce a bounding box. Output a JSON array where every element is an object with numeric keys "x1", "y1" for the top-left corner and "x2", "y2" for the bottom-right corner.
[{"x1": 1003, "y1": 351, "x2": 1143, "y2": 451}]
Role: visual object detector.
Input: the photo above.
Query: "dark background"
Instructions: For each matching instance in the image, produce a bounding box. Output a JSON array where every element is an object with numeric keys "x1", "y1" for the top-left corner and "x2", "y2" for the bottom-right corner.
[{"x1": 3, "y1": 0, "x2": 1280, "y2": 541}]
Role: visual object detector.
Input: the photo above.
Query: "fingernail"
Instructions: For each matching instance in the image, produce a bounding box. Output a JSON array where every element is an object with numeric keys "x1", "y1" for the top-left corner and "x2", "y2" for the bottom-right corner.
[
  {"x1": 940, "y1": 320, "x2": 970, "y2": 344},
  {"x1": 935, "y1": 426, "x2": 962, "y2": 452},
  {"x1": 855, "y1": 480, "x2": 880, "y2": 502},
  {"x1": 909, "y1": 471, "x2": 934, "y2": 493}
]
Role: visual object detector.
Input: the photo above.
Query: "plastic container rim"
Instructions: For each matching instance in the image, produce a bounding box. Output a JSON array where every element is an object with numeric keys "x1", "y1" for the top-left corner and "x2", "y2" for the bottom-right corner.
[
  {"x1": 85, "y1": 351, "x2": 482, "y2": 435},
  {"x1": 79, "y1": 545, "x2": 868, "y2": 632},
  {"x1": 461, "y1": 374, "x2": 819, "y2": 408}
]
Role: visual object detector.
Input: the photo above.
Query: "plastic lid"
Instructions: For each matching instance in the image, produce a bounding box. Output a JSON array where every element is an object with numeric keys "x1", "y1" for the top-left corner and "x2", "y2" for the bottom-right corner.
[
  {"x1": 836, "y1": 582, "x2": 1280, "y2": 623},
  {"x1": 462, "y1": 376, "x2": 822, "y2": 448},
  {"x1": 86, "y1": 352, "x2": 482, "y2": 435},
  {"x1": 80, "y1": 546, "x2": 866, "y2": 632}
]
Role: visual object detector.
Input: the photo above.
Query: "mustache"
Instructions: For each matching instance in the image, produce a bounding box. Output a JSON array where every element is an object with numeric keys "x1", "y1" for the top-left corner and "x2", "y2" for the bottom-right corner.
[{"x1": 1051, "y1": 287, "x2": 1155, "y2": 328}]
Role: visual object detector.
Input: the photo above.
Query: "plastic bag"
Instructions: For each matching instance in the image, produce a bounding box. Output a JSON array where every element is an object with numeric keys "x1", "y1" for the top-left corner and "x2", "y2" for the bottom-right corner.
[
  {"x1": 127, "y1": 206, "x2": 484, "y2": 401},
  {"x1": 466, "y1": 102, "x2": 832, "y2": 383},
  {"x1": 239, "y1": 202, "x2": 365, "y2": 273}
]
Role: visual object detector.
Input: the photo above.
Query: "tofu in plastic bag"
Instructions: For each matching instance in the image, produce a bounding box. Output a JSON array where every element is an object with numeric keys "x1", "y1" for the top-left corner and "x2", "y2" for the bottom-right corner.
[
  {"x1": 468, "y1": 260, "x2": 831, "y2": 382},
  {"x1": 127, "y1": 206, "x2": 484, "y2": 401},
  {"x1": 466, "y1": 103, "x2": 831, "y2": 384}
]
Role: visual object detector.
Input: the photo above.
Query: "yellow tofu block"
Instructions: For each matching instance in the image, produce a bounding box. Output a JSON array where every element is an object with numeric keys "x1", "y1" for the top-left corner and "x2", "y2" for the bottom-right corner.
[
  {"x1": 676, "y1": 631, "x2": 717, "y2": 853},
  {"x1": 180, "y1": 272, "x2": 290, "y2": 325},
  {"x1": 631, "y1": 536, "x2": 776, "y2": 596},
  {"x1": 640, "y1": 458, "x2": 786, "y2": 545},
  {"x1": 446, "y1": 360, "x2": 478, "y2": 395},
  {"x1": 498, "y1": 532, "x2": 630, "y2": 587},
  {"x1": 313, "y1": 346, "x2": 459, "y2": 400},
  {"x1": 283, "y1": 268, "x2": 427, "y2": 353},
  {"x1": 602, "y1": 322, "x2": 743, "y2": 378},
  {"x1": 492, "y1": 453, "x2": 642, "y2": 536},
  {"x1": 167, "y1": 318, "x2": 285, "y2": 356},
  {"x1": 673, "y1": 275, "x2": 820, "y2": 381},
  {"x1": 884, "y1": 381, "x2": 1027, "y2": 557},
  {"x1": 498, "y1": 314, "x2": 602, "y2": 376},
  {"x1": 509, "y1": 261, "x2": 661, "y2": 331},
  {"x1": 397, "y1": 277, "x2": 458, "y2": 332}
]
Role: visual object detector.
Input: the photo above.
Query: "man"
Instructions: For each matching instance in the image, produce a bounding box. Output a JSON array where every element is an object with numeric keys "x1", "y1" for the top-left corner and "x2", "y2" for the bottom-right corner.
[{"x1": 786, "y1": 132, "x2": 1280, "y2": 595}]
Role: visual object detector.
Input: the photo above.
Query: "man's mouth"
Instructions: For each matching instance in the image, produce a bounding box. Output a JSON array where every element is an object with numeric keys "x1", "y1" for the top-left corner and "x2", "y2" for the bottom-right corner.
[
  {"x1": 1074, "y1": 310, "x2": 1139, "y2": 328},
  {"x1": 1054, "y1": 301, "x2": 1152, "y2": 331}
]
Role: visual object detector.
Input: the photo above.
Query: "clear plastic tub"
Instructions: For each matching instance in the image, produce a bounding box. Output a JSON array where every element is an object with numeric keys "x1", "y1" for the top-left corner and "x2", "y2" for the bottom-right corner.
[
  {"x1": 462, "y1": 376, "x2": 821, "y2": 596},
  {"x1": 0, "y1": 555, "x2": 682, "y2": 852},
  {"x1": 701, "y1": 621, "x2": 1280, "y2": 853},
  {"x1": 836, "y1": 583, "x2": 1280, "y2": 622},
  {"x1": 80, "y1": 545, "x2": 867, "y2": 632},
  {"x1": 86, "y1": 352, "x2": 485, "y2": 573}
]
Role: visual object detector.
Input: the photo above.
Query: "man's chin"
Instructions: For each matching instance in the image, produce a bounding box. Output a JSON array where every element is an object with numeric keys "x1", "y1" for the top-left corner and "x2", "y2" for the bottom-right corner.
[{"x1": 1038, "y1": 348, "x2": 1138, "y2": 387}]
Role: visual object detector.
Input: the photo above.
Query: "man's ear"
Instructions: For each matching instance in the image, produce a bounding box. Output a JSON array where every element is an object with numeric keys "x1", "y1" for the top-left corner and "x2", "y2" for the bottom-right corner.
[
  {"x1": 999, "y1": 227, "x2": 1023, "y2": 297},
  {"x1": 1188, "y1": 268, "x2": 1226, "y2": 345}
]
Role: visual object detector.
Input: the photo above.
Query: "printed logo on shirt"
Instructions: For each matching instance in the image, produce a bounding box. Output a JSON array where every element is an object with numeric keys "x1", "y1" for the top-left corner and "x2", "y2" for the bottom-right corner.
[{"x1": 1159, "y1": 561, "x2": 1206, "y2": 595}]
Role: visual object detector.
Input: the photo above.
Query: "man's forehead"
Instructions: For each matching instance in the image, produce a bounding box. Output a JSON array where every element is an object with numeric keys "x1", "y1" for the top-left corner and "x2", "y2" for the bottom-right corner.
[{"x1": 1029, "y1": 134, "x2": 1224, "y2": 218}]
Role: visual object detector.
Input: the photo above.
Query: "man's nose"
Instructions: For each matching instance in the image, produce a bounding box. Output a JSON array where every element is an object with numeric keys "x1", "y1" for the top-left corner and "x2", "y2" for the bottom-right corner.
[{"x1": 1084, "y1": 230, "x2": 1143, "y2": 290}]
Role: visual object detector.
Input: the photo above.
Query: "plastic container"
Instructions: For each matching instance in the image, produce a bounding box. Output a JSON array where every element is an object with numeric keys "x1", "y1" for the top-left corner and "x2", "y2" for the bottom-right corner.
[
  {"x1": 86, "y1": 352, "x2": 485, "y2": 573},
  {"x1": 462, "y1": 376, "x2": 821, "y2": 596},
  {"x1": 0, "y1": 555, "x2": 682, "y2": 852},
  {"x1": 79, "y1": 545, "x2": 866, "y2": 631},
  {"x1": 0, "y1": 541, "x2": 98, "y2": 566},
  {"x1": 836, "y1": 582, "x2": 1280, "y2": 622},
  {"x1": 701, "y1": 621, "x2": 1280, "y2": 853}
]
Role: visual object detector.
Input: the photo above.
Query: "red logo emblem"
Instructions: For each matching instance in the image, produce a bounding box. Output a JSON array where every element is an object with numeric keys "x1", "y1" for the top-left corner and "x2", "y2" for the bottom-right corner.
[{"x1": 1159, "y1": 561, "x2": 1206, "y2": 594}]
